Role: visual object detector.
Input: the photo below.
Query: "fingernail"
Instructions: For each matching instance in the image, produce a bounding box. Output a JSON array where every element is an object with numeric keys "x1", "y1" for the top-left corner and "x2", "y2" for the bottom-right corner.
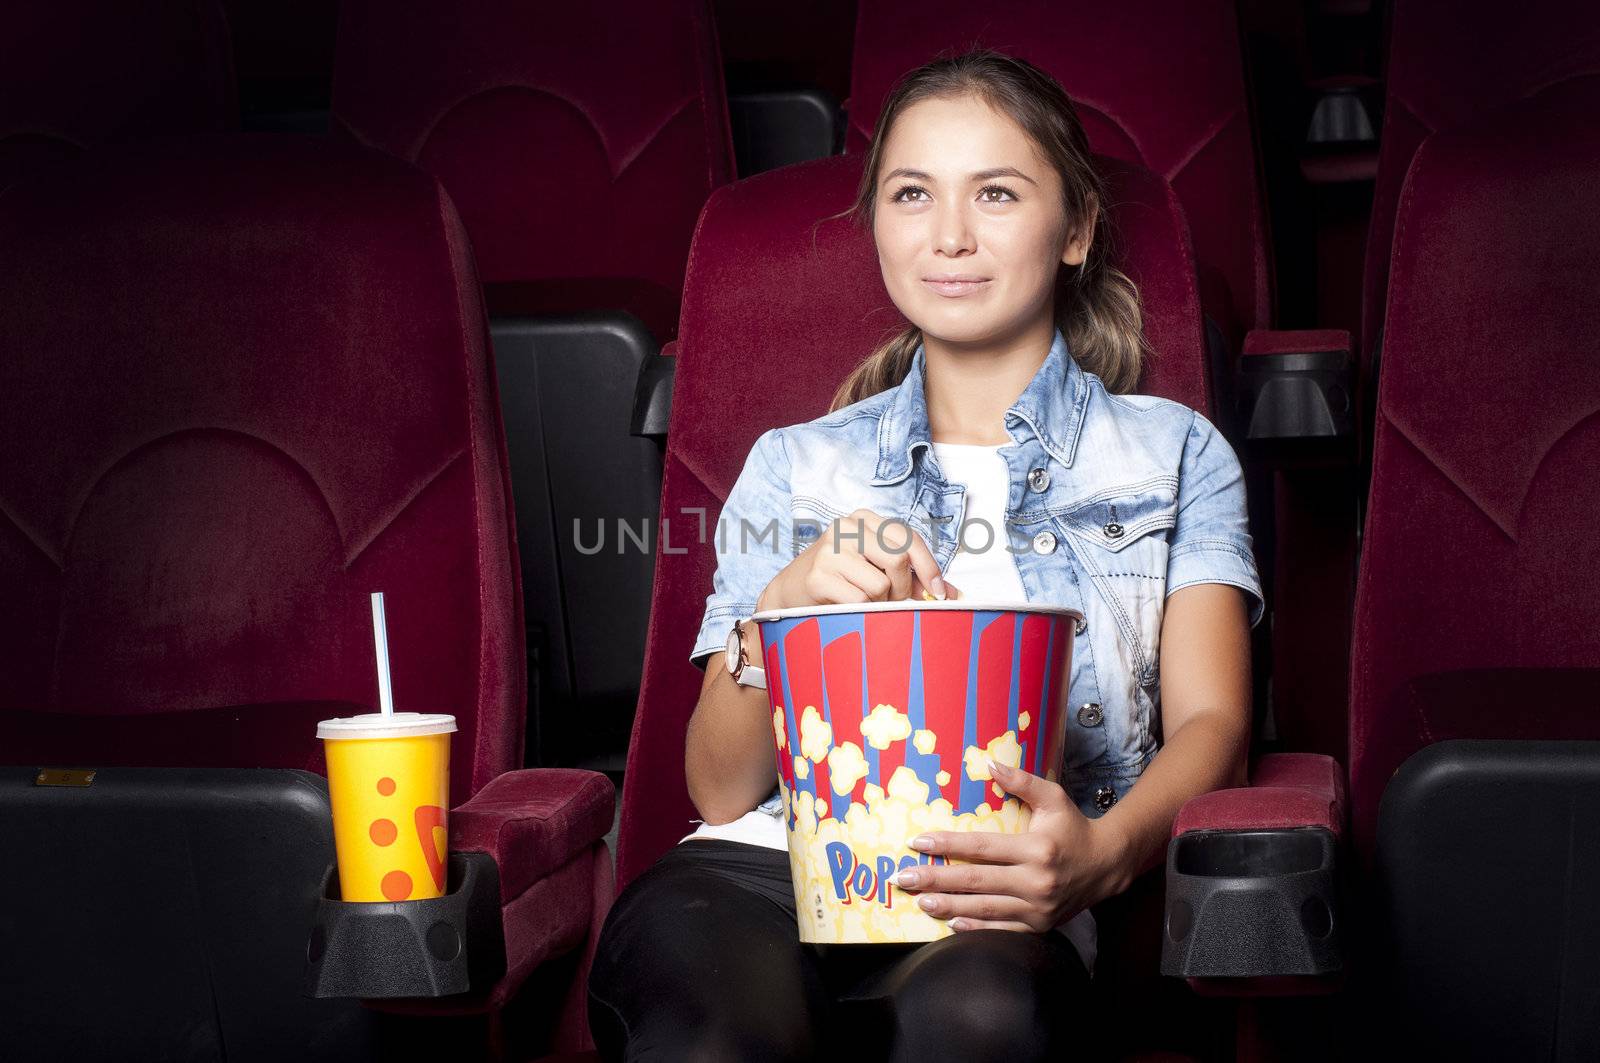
[
  {"x1": 891, "y1": 869, "x2": 918, "y2": 888},
  {"x1": 986, "y1": 757, "x2": 1008, "y2": 775},
  {"x1": 931, "y1": 577, "x2": 947, "y2": 600},
  {"x1": 949, "y1": 918, "x2": 969, "y2": 931},
  {"x1": 917, "y1": 895, "x2": 936, "y2": 911},
  {"x1": 909, "y1": 835, "x2": 933, "y2": 851}
]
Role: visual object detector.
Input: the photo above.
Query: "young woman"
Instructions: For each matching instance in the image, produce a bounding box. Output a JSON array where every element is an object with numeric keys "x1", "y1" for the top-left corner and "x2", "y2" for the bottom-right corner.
[{"x1": 588, "y1": 50, "x2": 1262, "y2": 1062}]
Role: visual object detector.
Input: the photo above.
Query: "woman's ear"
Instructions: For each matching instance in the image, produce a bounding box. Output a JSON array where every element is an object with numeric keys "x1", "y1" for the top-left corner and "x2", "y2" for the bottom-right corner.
[{"x1": 1061, "y1": 196, "x2": 1098, "y2": 267}]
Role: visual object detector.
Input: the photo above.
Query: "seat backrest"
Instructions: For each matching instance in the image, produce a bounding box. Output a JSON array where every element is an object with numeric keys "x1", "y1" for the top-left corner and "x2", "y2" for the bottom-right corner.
[
  {"x1": 617, "y1": 152, "x2": 1210, "y2": 887},
  {"x1": 1348, "y1": 77, "x2": 1600, "y2": 862},
  {"x1": 1361, "y1": 0, "x2": 1600, "y2": 363},
  {"x1": 0, "y1": 135, "x2": 523, "y2": 809},
  {"x1": 845, "y1": 0, "x2": 1271, "y2": 339},
  {"x1": 330, "y1": 0, "x2": 735, "y2": 342},
  {"x1": 0, "y1": 0, "x2": 237, "y2": 191}
]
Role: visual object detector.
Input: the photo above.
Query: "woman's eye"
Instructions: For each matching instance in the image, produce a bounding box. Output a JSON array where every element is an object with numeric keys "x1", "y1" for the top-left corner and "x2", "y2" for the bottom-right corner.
[
  {"x1": 890, "y1": 185, "x2": 929, "y2": 203},
  {"x1": 979, "y1": 185, "x2": 1018, "y2": 203}
]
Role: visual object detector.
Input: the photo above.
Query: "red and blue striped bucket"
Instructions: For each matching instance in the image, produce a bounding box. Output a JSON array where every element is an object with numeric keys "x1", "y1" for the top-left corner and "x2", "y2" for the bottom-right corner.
[{"x1": 751, "y1": 600, "x2": 1080, "y2": 943}]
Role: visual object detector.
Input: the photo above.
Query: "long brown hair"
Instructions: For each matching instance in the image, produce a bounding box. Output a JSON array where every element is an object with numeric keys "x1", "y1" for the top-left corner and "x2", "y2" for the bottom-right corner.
[{"x1": 830, "y1": 49, "x2": 1146, "y2": 412}]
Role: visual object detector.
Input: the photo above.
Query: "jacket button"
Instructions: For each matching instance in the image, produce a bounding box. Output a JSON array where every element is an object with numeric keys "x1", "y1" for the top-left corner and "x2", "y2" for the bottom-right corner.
[
  {"x1": 1032, "y1": 530, "x2": 1057, "y2": 554},
  {"x1": 1028, "y1": 467, "x2": 1050, "y2": 492},
  {"x1": 1077, "y1": 703, "x2": 1103, "y2": 727},
  {"x1": 1073, "y1": 616, "x2": 1087, "y2": 636},
  {"x1": 1103, "y1": 522, "x2": 1125, "y2": 539},
  {"x1": 1094, "y1": 786, "x2": 1117, "y2": 812}
]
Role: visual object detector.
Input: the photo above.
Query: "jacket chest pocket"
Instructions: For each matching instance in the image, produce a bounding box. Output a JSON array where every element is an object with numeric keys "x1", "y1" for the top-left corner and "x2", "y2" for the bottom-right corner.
[{"x1": 1054, "y1": 484, "x2": 1177, "y2": 686}]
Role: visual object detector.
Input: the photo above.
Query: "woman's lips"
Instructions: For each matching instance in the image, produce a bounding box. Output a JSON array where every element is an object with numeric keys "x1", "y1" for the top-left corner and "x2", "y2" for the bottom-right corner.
[{"x1": 920, "y1": 277, "x2": 992, "y2": 297}]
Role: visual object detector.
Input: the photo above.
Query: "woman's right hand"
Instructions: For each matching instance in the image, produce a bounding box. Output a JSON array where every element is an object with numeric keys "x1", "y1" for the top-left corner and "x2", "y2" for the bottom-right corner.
[{"x1": 756, "y1": 508, "x2": 954, "y2": 610}]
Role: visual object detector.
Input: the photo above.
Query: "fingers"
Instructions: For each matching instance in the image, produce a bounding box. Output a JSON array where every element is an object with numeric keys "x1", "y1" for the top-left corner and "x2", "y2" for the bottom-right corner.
[
  {"x1": 987, "y1": 760, "x2": 1069, "y2": 812},
  {"x1": 837, "y1": 552, "x2": 893, "y2": 601},
  {"x1": 948, "y1": 918, "x2": 1037, "y2": 933},
  {"x1": 900, "y1": 527, "x2": 945, "y2": 600},
  {"x1": 905, "y1": 829, "x2": 1033, "y2": 868},
  {"x1": 909, "y1": 890, "x2": 1039, "y2": 929},
  {"x1": 829, "y1": 510, "x2": 944, "y2": 602},
  {"x1": 804, "y1": 571, "x2": 869, "y2": 605}
]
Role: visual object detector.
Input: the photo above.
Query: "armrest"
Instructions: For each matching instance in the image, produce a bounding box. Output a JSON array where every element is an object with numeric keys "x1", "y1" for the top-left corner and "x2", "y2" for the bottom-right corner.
[
  {"x1": 1236, "y1": 328, "x2": 1355, "y2": 447},
  {"x1": 1160, "y1": 754, "x2": 1347, "y2": 987},
  {"x1": 450, "y1": 768, "x2": 615, "y2": 904},
  {"x1": 1173, "y1": 752, "x2": 1346, "y2": 839},
  {"x1": 630, "y1": 342, "x2": 676, "y2": 440}
]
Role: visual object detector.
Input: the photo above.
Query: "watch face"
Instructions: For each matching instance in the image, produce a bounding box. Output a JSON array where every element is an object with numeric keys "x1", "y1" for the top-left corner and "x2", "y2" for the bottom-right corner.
[{"x1": 725, "y1": 624, "x2": 742, "y2": 674}]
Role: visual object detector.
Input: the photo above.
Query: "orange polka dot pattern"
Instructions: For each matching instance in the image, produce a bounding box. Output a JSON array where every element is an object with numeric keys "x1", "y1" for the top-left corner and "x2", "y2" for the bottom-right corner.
[
  {"x1": 369, "y1": 818, "x2": 397, "y2": 846},
  {"x1": 381, "y1": 870, "x2": 413, "y2": 901}
]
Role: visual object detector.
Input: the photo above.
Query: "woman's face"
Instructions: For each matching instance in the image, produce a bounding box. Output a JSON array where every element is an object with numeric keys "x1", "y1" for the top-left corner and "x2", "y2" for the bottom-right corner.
[{"x1": 872, "y1": 94, "x2": 1090, "y2": 348}]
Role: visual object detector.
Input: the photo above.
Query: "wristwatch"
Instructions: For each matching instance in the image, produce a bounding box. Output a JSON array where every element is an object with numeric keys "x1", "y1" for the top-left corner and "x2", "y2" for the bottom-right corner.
[{"x1": 725, "y1": 619, "x2": 767, "y2": 689}]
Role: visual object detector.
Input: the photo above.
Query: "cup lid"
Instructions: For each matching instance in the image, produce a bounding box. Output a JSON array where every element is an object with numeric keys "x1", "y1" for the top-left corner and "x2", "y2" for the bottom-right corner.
[
  {"x1": 316, "y1": 712, "x2": 458, "y2": 740},
  {"x1": 751, "y1": 600, "x2": 1084, "y2": 623}
]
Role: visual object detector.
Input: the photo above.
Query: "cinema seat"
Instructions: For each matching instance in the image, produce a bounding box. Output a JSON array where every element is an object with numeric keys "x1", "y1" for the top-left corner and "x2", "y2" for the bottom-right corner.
[
  {"x1": 0, "y1": 135, "x2": 612, "y2": 1058},
  {"x1": 1348, "y1": 76, "x2": 1600, "y2": 1057},
  {"x1": 614, "y1": 152, "x2": 1345, "y2": 1062},
  {"x1": 331, "y1": 0, "x2": 735, "y2": 765},
  {"x1": 0, "y1": 0, "x2": 237, "y2": 192},
  {"x1": 330, "y1": 0, "x2": 734, "y2": 343}
]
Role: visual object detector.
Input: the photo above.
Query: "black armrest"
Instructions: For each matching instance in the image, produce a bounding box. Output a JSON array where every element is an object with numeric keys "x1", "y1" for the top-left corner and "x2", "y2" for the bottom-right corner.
[
  {"x1": 1160, "y1": 827, "x2": 1343, "y2": 981},
  {"x1": 1236, "y1": 328, "x2": 1356, "y2": 453},
  {"x1": 631, "y1": 345, "x2": 675, "y2": 440}
]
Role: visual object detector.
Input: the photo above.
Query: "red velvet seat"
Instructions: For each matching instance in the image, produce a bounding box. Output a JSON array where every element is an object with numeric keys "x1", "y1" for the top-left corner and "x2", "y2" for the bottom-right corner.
[
  {"x1": 1361, "y1": 0, "x2": 1600, "y2": 370},
  {"x1": 329, "y1": 0, "x2": 735, "y2": 342},
  {"x1": 845, "y1": 0, "x2": 1273, "y2": 344},
  {"x1": 611, "y1": 151, "x2": 1342, "y2": 1060},
  {"x1": 1350, "y1": 73, "x2": 1600, "y2": 868},
  {"x1": 0, "y1": 134, "x2": 612, "y2": 1056},
  {"x1": 1345, "y1": 74, "x2": 1600, "y2": 1054},
  {"x1": 0, "y1": 0, "x2": 237, "y2": 192}
]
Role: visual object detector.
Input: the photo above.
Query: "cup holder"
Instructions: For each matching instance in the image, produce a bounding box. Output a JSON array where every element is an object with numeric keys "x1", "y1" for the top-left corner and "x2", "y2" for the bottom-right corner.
[
  {"x1": 1174, "y1": 829, "x2": 1328, "y2": 877},
  {"x1": 1160, "y1": 828, "x2": 1342, "y2": 979},
  {"x1": 304, "y1": 851, "x2": 505, "y2": 999}
]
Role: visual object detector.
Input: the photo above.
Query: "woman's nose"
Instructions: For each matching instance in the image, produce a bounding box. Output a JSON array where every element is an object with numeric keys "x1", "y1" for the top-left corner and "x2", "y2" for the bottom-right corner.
[{"x1": 934, "y1": 203, "x2": 975, "y2": 257}]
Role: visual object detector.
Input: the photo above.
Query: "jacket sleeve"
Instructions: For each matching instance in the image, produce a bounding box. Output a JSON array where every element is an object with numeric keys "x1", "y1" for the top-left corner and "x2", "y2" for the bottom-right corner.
[
  {"x1": 689, "y1": 427, "x2": 796, "y2": 668},
  {"x1": 1166, "y1": 411, "x2": 1265, "y2": 627}
]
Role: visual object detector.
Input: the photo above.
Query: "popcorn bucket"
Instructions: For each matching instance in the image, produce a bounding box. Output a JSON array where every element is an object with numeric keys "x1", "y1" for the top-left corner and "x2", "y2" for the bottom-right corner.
[{"x1": 750, "y1": 600, "x2": 1081, "y2": 944}]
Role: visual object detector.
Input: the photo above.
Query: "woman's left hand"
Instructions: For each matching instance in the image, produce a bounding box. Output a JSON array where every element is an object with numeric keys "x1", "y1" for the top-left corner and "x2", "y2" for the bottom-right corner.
[{"x1": 889, "y1": 759, "x2": 1131, "y2": 932}]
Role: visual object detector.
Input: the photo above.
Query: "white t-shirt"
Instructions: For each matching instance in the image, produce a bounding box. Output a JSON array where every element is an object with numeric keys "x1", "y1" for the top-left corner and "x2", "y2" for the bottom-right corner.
[{"x1": 684, "y1": 442, "x2": 1097, "y2": 975}]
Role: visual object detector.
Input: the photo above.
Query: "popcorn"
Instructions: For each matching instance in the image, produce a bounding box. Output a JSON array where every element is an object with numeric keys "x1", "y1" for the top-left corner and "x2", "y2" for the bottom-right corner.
[
  {"x1": 963, "y1": 729, "x2": 1023, "y2": 782},
  {"x1": 826, "y1": 741, "x2": 870, "y2": 796},
  {"x1": 861, "y1": 704, "x2": 912, "y2": 749},
  {"x1": 799, "y1": 706, "x2": 832, "y2": 761},
  {"x1": 912, "y1": 728, "x2": 937, "y2": 755},
  {"x1": 1017, "y1": 711, "x2": 1031, "y2": 732},
  {"x1": 773, "y1": 707, "x2": 787, "y2": 750},
  {"x1": 793, "y1": 755, "x2": 809, "y2": 780}
]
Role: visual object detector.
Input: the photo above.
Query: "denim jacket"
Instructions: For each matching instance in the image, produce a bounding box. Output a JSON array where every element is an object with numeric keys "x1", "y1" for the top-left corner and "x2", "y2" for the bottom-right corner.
[{"x1": 690, "y1": 331, "x2": 1263, "y2": 820}]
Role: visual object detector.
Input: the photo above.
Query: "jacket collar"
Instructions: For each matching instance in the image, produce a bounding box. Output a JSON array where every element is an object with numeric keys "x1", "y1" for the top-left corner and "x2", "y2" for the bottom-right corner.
[{"x1": 871, "y1": 330, "x2": 1090, "y2": 485}]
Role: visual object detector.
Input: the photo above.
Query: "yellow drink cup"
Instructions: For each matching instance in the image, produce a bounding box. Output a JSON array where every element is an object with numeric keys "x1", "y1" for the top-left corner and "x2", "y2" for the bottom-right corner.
[{"x1": 316, "y1": 712, "x2": 457, "y2": 902}]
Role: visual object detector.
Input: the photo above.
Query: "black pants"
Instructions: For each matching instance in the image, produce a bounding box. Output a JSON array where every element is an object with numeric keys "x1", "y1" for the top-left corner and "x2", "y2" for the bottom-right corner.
[{"x1": 588, "y1": 839, "x2": 1099, "y2": 1062}]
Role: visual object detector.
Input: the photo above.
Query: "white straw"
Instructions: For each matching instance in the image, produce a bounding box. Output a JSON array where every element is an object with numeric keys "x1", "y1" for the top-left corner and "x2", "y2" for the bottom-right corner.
[{"x1": 370, "y1": 591, "x2": 395, "y2": 717}]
